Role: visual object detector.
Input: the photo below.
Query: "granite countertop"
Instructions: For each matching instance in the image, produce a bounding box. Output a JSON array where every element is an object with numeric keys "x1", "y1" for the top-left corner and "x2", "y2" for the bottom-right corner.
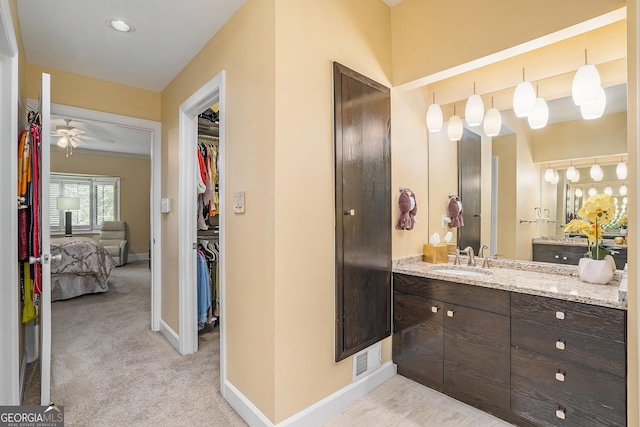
[
  {"x1": 532, "y1": 236, "x2": 627, "y2": 249},
  {"x1": 393, "y1": 255, "x2": 627, "y2": 310}
]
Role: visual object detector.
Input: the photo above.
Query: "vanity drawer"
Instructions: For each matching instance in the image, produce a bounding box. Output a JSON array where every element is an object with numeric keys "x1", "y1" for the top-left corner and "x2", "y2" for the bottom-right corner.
[
  {"x1": 511, "y1": 318, "x2": 625, "y2": 377},
  {"x1": 511, "y1": 292, "x2": 625, "y2": 342},
  {"x1": 511, "y1": 374, "x2": 625, "y2": 427},
  {"x1": 511, "y1": 347, "x2": 626, "y2": 424},
  {"x1": 393, "y1": 273, "x2": 510, "y2": 315}
]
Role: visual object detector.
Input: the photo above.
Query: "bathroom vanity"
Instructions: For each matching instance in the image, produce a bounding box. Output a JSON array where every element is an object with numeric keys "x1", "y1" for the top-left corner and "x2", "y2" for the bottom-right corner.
[
  {"x1": 392, "y1": 257, "x2": 627, "y2": 427},
  {"x1": 532, "y1": 237, "x2": 628, "y2": 270}
]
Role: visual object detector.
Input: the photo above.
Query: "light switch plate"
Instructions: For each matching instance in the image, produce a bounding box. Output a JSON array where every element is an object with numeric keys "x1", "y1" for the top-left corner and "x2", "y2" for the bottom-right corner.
[{"x1": 233, "y1": 191, "x2": 245, "y2": 213}]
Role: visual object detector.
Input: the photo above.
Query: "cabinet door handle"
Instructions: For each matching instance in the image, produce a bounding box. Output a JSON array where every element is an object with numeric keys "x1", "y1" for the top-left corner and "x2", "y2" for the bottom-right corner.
[
  {"x1": 555, "y1": 370, "x2": 566, "y2": 382},
  {"x1": 343, "y1": 209, "x2": 355, "y2": 216},
  {"x1": 556, "y1": 407, "x2": 566, "y2": 420},
  {"x1": 562, "y1": 256, "x2": 568, "y2": 261},
  {"x1": 555, "y1": 311, "x2": 565, "y2": 320},
  {"x1": 554, "y1": 254, "x2": 560, "y2": 259},
  {"x1": 431, "y1": 306, "x2": 439, "y2": 313},
  {"x1": 555, "y1": 340, "x2": 566, "y2": 350},
  {"x1": 446, "y1": 310, "x2": 455, "y2": 318}
]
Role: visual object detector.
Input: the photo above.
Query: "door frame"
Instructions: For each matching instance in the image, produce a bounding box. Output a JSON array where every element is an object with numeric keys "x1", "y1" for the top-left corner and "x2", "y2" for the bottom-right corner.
[
  {"x1": 0, "y1": 0, "x2": 20, "y2": 405},
  {"x1": 176, "y1": 71, "x2": 226, "y2": 389}
]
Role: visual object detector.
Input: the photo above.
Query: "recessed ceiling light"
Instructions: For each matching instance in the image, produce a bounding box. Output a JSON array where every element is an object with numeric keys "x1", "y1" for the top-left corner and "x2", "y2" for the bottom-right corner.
[{"x1": 107, "y1": 19, "x2": 135, "y2": 33}]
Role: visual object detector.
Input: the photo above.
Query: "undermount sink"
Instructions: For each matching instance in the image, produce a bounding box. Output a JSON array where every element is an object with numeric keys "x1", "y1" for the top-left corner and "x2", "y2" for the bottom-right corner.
[{"x1": 430, "y1": 265, "x2": 493, "y2": 277}]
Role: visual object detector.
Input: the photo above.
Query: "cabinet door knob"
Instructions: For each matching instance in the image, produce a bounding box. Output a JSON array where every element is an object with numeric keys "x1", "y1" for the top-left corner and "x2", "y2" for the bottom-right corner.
[
  {"x1": 562, "y1": 256, "x2": 568, "y2": 261},
  {"x1": 555, "y1": 370, "x2": 566, "y2": 382},
  {"x1": 554, "y1": 254, "x2": 560, "y2": 259},
  {"x1": 431, "y1": 306, "x2": 439, "y2": 313},
  {"x1": 555, "y1": 340, "x2": 566, "y2": 350},
  {"x1": 555, "y1": 408, "x2": 566, "y2": 420},
  {"x1": 343, "y1": 209, "x2": 355, "y2": 216},
  {"x1": 555, "y1": 311, "x2": 565, "y2": 320},
  {"x1": 446, "y1": 310, "x2": 455, "y2": 318}
]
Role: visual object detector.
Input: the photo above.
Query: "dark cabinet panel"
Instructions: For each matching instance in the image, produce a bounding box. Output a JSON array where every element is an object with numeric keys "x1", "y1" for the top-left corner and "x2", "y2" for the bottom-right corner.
[
  {"x1": 392, "y1": 292, "x2": 443, "y2": 388},
  {"x1": 532, "y1": 243, "x2": 627, "y2": 270},
  {"x1": 444, "y1": 303, "x2": 510, "y2": 413}
]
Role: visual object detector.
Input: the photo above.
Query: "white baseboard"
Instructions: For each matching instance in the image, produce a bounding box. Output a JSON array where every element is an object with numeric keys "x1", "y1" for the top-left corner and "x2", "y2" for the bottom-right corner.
[
  {"x1": 159, "y1": 320, "x2": 180, "y2": 353},
  {"x1": 127, "y1": 253, "x2": 150, "y2": 262},
  {"x1": 223, "y1": 361, "x2": 396, "y2": 427}
]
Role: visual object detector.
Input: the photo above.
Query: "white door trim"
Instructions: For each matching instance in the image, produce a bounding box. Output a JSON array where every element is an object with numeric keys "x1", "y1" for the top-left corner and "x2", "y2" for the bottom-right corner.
[
  {"x1": 35, "y1": 102, "x2": 163, "y2": 331},
  {"x1": 177, "y1": 71, "x2": 226, "y2": 392},
  {"x1": 0, "y1": 0, "x2": 20, "y2": 405}
]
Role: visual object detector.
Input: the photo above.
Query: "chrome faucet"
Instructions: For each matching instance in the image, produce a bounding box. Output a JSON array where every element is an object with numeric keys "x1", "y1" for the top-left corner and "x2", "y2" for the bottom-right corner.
[
  {"x1": 479, "y1": 244, "x2": 488, "y2": 259},
  {"x1": 462, "y1": 246, "x2": 476, "y2": 267},
  {"x1": 454, "y1": 248, "x2": 461, "y2": 265}
]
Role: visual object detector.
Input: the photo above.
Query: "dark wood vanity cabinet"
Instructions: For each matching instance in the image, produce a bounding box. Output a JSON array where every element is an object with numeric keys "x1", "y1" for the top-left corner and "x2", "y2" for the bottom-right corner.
[
  {"x1": 533, "y1": 242, "x2": 628, "y2": 270},
  {"x1": 510, "y1": 293, "x2": 626, "y2": 427},
  {"x1": 393, "y1": 274, "x2": 511, "y2": 416}
]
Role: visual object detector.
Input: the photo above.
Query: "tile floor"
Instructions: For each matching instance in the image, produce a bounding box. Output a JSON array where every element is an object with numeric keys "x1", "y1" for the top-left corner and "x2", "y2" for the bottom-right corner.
[{"x1": 319, "y1": 375, "x2": 515, "y2": 427}]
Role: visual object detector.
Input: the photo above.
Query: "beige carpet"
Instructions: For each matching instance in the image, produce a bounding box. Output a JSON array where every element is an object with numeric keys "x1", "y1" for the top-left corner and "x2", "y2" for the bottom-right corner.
[{"x1": 40, "y1": 260, "x2": 246, "y2": 426}]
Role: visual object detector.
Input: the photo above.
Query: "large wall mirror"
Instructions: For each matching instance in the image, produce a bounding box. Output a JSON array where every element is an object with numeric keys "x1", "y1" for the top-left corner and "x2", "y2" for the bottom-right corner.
[{"x1": 427, "y1": 13, "x2": 627, "y2": 264}]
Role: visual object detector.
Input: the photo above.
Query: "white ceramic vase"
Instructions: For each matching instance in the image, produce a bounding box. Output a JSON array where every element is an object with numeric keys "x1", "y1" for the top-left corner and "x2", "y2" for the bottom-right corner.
[{"x1": 578, "y1": 257, "x2": 614, "y2": 285}]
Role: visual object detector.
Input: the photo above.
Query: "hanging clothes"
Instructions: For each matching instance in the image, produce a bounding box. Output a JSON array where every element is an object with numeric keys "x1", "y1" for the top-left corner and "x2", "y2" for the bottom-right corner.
[{"x1": 196, "y1": 251, "x2": 211, "y2": 324}]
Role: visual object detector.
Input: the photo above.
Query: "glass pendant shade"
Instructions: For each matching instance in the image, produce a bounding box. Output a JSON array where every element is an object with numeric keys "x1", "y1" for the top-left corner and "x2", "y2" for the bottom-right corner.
[
  {"x1": 483, "y1": 108, "x2": 502, "y2": 137},
  {"x1": 550, "y1": 170, "x2": 560, "y2": 185},
  {"x1": 588, "y1": 187, "x2": 597, "y2": 197},
  {"x1": 426, "y1": 103, "x2": 443, "y2": 132},
  {"x1": 513, "y1": 81, "x2": 536, "y2": 117},
  {"x1": 580, "y1": 87, "x2": 606, "y2": 120},
  {"x1": 604, "y1": 186, "x2": 613, "y2": 196},
  {"x1": 544, "y1": 167, "x2": 555, "y2": 182},
  {"x1": 574, "y1": 188, "x2": 584, "y2": 198},
  {"x1": 465, "y1": 94, "x2": 484, "y2": 126},
  {"x1": 527, "y1": 97, "x2": 549, "y2": 129},
  {"x1": 565, "y1": 166, "x2": 576, "y2": 181},
  {"x1": 590, "y1": 164, "x2": 603, "y2": 181},
  {"x1": 448, "y1": 115, "x2": 463, "y2": 141},
  {"x1": 616, "y1": 162, "x2": 628, "y2": 180},
  {"x1": 57, "y1": 137, "x2": 68, "y2": 148},
  {"x1": 572, "y1": 64, "x2": 601, "y2": 106},
  {"x1": 571, "y1": 169, "x2": 580, "y2": 183},
  {"x1": 620, "y1": 185, "x2": 628, "y2": 196}
]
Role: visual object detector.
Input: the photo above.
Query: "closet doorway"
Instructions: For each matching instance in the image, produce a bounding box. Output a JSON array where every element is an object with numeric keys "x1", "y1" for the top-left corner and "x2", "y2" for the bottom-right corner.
[{"x1": 177, "y1": 71, "x2": 226, "y2": 394}]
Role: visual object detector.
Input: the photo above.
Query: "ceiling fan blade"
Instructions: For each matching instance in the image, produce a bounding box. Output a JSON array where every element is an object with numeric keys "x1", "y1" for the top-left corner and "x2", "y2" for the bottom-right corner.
[
  {"x1": 77, "y1": 135, "x2": 115, "y2": 143},
  {"x1": 68, "y1": 128, "x2": 85, "y2": 136},
  {"x1": 70, "y1": 137, "x2": 83, "y2": 148}
]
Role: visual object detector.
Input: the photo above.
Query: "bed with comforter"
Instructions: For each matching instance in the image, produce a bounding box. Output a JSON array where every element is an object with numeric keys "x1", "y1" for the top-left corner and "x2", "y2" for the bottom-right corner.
[{"x1": 50, "y1": 237, "x2": 116, "y2": 301}]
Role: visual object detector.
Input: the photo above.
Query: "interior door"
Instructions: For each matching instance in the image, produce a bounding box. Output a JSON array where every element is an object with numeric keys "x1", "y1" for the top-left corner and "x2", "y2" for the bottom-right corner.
[
  {"x1": 38, "y1": 73, "x2": 52, "y2": 405},
  {"x1": 334, "y1": 62, "x2": 391, "y2": 361},
  {"x1": 458, "y1": 128, "x2": 481, "y2": 252}
]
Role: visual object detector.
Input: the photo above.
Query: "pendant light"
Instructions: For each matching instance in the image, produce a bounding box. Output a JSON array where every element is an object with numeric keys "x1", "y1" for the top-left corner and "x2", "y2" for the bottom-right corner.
[
  {"x1": 604, "y1": 186, "x2": 613, "y2": 196},
  {"x1": 550, "y1": 170, "x2": 560, "y2": 185},
  {"x1": 580, "y1": 86, "x2": 606, "y2": 120},
  {"x1": 426, "y1": 91, "x2": 443, "y2": 132},
  {"x1": 574, "y1": 188, "x2": 584, "y2": 198},
  {"x1": 483, "y1": 96, "x2": 502, "y2": 137},
  {"x1": 565, "y1": 164, "x2": 576, "y2": 181},
  {"x1": 588, "y1": 187, "x2": 597, "y2": 197},
  {"x1": 572, "y1": 49, "x2": 601, "y2": 106},
  {"x1": 590, "y1": 162, "x2": 603, "y2": 181},
  {"x1": 465, "y1": 82, "x2": 484, "y2": 127},
  {"x1": 616, "y1": 158, "x2": 627, "y2": 180},
  {"x1": 527, "y1": 85, "x2": 548, "y2": 129},
  {"x1": 448, "y1": 105, "x2": 463, "y2": 141},
  {"x1": 513, "y1": 68, "x2": 536, "y2": 118},
  {"x1": 543, "y1": 164, "x2": 555, "y2": 182},
  {"x1": 619, "y1": 185, "x2": 628, "y2": 196},
  {"x1": 571, "y1": 168, "x2": 580, "y2": 183}
]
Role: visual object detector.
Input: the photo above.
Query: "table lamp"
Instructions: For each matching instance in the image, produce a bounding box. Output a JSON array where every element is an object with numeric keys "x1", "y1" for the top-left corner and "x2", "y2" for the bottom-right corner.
[{"x1": 57, "y1": 197, "x2": 80, "y2": 237}]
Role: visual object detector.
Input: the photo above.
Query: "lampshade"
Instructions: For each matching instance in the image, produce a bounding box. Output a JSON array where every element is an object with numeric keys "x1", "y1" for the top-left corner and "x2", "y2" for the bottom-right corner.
[
  {"x1": 550, "y1": 170, "x2": 560, "y2": 185},
  {"x1": 513, "y1": 81, "x2": 536, "y2": 117},
  {"x1": 574, "y1": 188, "x2": 583, "y2": 198},
  {"x1": 565, "y1": 166, "x2": 576, "y2": 181},
  {"x1": 620, "y1": 185, "x2": 628, "y2": 196},
  {"x1": 57, "y1": 197, "x2": 80, "y2": 211},
  {"x1": 572, "y1": 64, "x2": 602, "y2": 106},
  {"x1": 543, "y1": 167, "x2": 555, "y2": 182},
  {"x1": 590, "y1": 164, "x2": 603, "y2": 181},
  {"x1": 465, "y1": 94, "x2": 484, "y2": 127},
  {"x1": 527, "y1": 97, "x2": 549, "y2": 129},
  {"x1": 580, "y1": 87, "x2": 606, "y2": 120},
  {"x1": 616, "y1": 162, "x2": 628, "y2": 180},
  {"x1": 588, "y1": 187, "x2": 597, "y2": 197},
  {"x1": 447, "y1": 115, "x2": 463, "y2": 141},
  {"x1": 426, "y1": 103, "x2": 443, "y2": 132},
  {"x1": 604, "y1": 186, "x2": 613, "y2": 196},
  {"x1": 57, "y1": 137, "x2": 68, "y2": 148},
  {"x1": 571, "y1": 169, "x2": 580, "y2": 183},
  {"x1": 483, "y1": 107, "x2": 502, "y2": 137}
]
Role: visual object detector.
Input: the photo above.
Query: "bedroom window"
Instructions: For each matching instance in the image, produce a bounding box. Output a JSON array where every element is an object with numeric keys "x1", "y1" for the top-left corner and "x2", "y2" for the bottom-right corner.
[{"x1": 50, "y1": 174, "x2": 120, "y2": 233}]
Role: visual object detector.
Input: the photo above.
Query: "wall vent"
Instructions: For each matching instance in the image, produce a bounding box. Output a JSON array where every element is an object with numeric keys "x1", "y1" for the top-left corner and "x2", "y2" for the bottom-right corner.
[{"x1": 353, "y1": 342, "x2": 382, "y2": 382}]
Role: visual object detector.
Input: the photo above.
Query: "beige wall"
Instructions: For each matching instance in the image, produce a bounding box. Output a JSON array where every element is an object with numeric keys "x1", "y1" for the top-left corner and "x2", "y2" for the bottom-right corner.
[
  {"x1": 50, "y1": 150, "x2": 151, "y2": 256},
  {"x1": 390, "y1": 0, "x2": 626, "y2": 87},
  {"x1": 492, "y1": 134, "x2": 518, "y2": 259}
]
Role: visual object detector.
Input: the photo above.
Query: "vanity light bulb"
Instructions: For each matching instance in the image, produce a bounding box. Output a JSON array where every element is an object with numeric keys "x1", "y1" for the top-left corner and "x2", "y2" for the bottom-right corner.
[
  {"x1": 465, "y1": 94, "x2": 485, "y2": 127},
  {"x1": 616, "y1": 162, "x2": 628, "y2": 180},
  {"x1": 590, "y1": 164, "x2": 603, "y2": 181},
  {"x1": 604, "y1": 186, "x2": 613, "y2": 196},
  {"x1": 544, "y1": 168, "x2": 555, "y2": 182},
  {"x1": 447, "y1": 115, "x2": 464, "y2": 141},
  {"x1": 550, "y1": 170, "x2": 560, "y2": 185},
  {"x1": 565, "y1": 166, "x2": 576, "y2": 181},
  {"x1": 620, "y1": 185, "x2": 628, "y2": 196},
  {"x1": 426, "y1": 103, "x2": 443, "y2": 132},
  {"x1": 513, "y1": 81, "x2": 536, "y2": 118},
  {"x1": 588, "y1": 187, "x2": 597, "y2": 197},
  {"x1": 574, "y1": 188, "x2": 583, "y2": 198}
]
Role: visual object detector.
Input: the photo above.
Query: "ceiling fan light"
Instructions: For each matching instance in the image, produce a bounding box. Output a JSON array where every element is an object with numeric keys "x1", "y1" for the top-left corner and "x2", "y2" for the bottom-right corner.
[
  {"x1": 620, "y1": 185, "x2": 628, "y2": 196},
  {"x1": 590, "y1": 164, "x2": 603, "y2": 181},
  {"x1": 464, "y1": 94, "x2": 484, "y2": 126},
  {"x1": 572, "y1": 64, "x2": 601, "y2": 106},
  {"x1": 616, "y1": 162, "x2": 628, "y2": 180},
  {"x1": 70, "y1": 138, "x2": 80, "y2": 148},
  {"x1": 513, "y1": 81, "x2": 536, "y2": 117},
  {"x1": 447, "y1": 115, "x2": 463, "y2": 141},
  {"x1": 57, "y1": 137, "x2": 68, "y2": 148},
  {"x1": 580, "y1": 87, "x2": 606, "y2": 120},
  {"x1": 544, "y1": 167, "x2": 555, "y2": 182},
  {"x1": 588, "y1": 187, "x2": 597, "y2": 197},
  {"x1": 527, "y1": 97, "x2": 549, "y2": 129},
  {"x1": 483, "y1": 108, "x2": 502, "y2": 137},
  {"x1": 426, "y1": 103, "x2": 443, "y2": 132}
]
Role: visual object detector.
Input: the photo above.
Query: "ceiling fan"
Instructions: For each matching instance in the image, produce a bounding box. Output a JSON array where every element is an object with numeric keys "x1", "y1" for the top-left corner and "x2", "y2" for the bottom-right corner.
[{"x1": 51, "y1": 119, "x2": 114, "y2": 157}]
